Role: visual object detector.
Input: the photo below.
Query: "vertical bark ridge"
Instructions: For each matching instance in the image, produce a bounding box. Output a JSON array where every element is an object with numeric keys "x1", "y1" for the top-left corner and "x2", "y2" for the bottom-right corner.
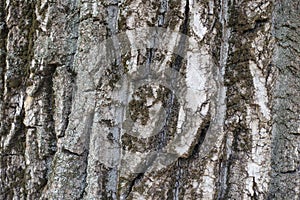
[
  {"x1": 222, "y1": 0, "x2": 274, "y2": 198},
  {"x1": 269, "y1": 0, "x2": 300, "y2": 199},
  {"x1": 0, "y1": 1, "x2": 37, "y2": 198}
]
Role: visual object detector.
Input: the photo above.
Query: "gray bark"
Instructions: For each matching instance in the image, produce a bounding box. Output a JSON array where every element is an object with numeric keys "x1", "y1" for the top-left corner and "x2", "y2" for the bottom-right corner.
[{"x1": 0, "y1": 0, "x2": 299, "y2": 199}]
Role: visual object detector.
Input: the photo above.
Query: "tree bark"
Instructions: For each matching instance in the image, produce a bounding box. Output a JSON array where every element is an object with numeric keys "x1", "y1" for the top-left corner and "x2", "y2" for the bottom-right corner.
[{"x1": 0, "y1": 0, "x2": 299, "y2": 199}]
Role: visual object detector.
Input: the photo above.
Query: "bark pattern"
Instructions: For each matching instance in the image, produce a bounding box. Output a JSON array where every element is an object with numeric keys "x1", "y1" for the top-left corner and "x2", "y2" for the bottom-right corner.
[{"x1": 0, "y1": 0, "x2": 299, "y2": 199}]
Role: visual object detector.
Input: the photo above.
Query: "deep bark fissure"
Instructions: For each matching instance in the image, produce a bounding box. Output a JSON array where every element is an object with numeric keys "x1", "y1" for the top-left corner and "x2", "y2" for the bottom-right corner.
[
  {"x1": 124, "y1": 173, "x2": 144, "y2": 199},
  {"x1": 34, "y1": 63, "x2": 58, "y2": 196},
  {"x1": 58, "y1": 1, "x2": 80, "y2": 139},
  {"x1": 80, "y1": 110, "x2": 95, "y2": 198},
  {"x1": 166, "y1": 0, "x2": 190, "y2": 143},
  {"x1": 0, "y1": 0, "x2": 8, "y2": 105},
  {"x1": 216, "y1": 0, "x2": 231, "y2": 198},
  {"x1": 61, "y1": 147, "x2": 82, "y2": 157},
  {"x1": 161, "y1": 2, "x2": 190, "y2": 198},
  {"x1": 173, "y1": 159, "x2": 182, "y2": 200},
  {"x1": 172, "y1": 111, "x2": 211, "y2": 200},
  {"x1": 191, "y1": 118, "x2": 211, "y2": 158}
]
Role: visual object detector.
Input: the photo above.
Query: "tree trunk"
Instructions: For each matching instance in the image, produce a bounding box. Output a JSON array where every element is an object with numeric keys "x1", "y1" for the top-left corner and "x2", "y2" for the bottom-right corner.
[{"x1": 0, "y1": 0, "x2": 299, "y2": 199}]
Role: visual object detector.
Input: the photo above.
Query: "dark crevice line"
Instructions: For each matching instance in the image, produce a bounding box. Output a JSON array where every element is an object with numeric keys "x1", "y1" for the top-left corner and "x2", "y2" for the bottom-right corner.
[
  {"x1": 38, "y1": 64, "x2": 59, "y2": 196},
  {"x1": 160, "y1": 0, "x2": 190, "y2": 151},
  {"x1": 161, "y1": 0, "x2": 190, "y2": 149},
  {"x1": 39, "y1": 64, "x2": 58, "y2": 163},
  {"x1": 100, "y1": 4, "x2": 122, "y2": 199},
  {"x1": 222, "y1": 153, "x2": 234, "y2": 199},
  {"x1": 158, "y1": 0, "x2": 168, "y2": 27},
  {"x1": 0, "y1": 153, "x2": 20, "y2": 156},
  {"x1": 279, "y1": 169, "x2": 298, "y2": 174},
  {"x1": 216, "y1": 0, "x2": 231, "y2": 198},
  {"x1": 61, "y1": 0, "x2": 81, "y2": 139},
  {"x1": 172, "y1": 0, "x2": 189, "y2": 72},
  {"x1": 191, "y1": 118, "x2": 211, "y2": 158},
  {"x1": 146, "y1": 47, "x2": 153, "y2": 76},
  {"x1": 174, "y1": 159, "x2": 182, "y2": 200},
  {"x1": 124, "y1": 173, "x2": 144, "y2": 199},
  {"x1": 123, "y1": 152, "x2": 160, "y2": 198},
  {"x1": 123, "y1": 1, "x2": 170, "y2": 197},
  {"x1": 24, "y1": 3, "x2": 38, "y2": 78},
  {"x1": 1, "y1": 1, "x2": 36, "y2": 197},
  {"x1": 61, "y1": 147, "x2": 82, "y2": 157},
  {"x1": 242, "y1": 18, "x2": 269, "y2": 34},
  {"x1": 0, "y1": 0, "x2": 8, "y2": 138},
  {"x1": 0, "y1": 0, "x2": 7, "y2": 103},
  {"x1": 78, "y1": 150, "x2": 91, "y2": 199},
  {"x1": 173, "y1": 114, "x2": 211, "y2": 199},
  {"x1": 37, "y1": 1, "x2": 81, "y2": 197},
  {"x1": 182, "y1": 0, "x2": 190, "y2": 36},
  {"x1": 123, "y1": 0, "x2": 172, "y2": 197},
  {"x1": 171, "y1": 1, "x2": 190, "y2": 199},
  {"x1": 79, "y1": 110, "x2": 95, "y2": 199},
  {"x1": 252, "y1": 177, "x2": 259, "y2": 199},
  {"x1": 217, "y1": 155, "x2": 228, "y2": 199},
  {"x1": 39, "y1": 75, "x2": 58, "y2": 197},
  {"x1": 158, "y1": 91, "x2": 175, "y2": 150}
]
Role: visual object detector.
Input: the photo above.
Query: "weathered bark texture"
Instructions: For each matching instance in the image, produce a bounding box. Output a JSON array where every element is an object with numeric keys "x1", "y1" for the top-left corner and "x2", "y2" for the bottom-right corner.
[{"x1": 0, "y1": 0, "x2": 299, "y2": 199}]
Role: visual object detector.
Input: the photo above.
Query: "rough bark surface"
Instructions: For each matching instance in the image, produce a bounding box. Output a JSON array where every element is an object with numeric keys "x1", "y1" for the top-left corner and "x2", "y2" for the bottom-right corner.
[{"x1": 0, "y1": 0, "x2": 299, "y2": 199}]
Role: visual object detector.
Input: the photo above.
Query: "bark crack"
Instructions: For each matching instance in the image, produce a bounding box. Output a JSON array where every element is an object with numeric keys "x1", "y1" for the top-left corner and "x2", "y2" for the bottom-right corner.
[
  {"x1": 61, "y1": 147, "x2": 82, "y2": 157},
  {"x1": 123, "y1": 173, "x2": 144, "y2": 199},
  {"x1": 79, "y1": 110, "x2": 95, "y2": 199},
  {"x1": 217, "y1": 0, "x2": 231, "y2": 198}
]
